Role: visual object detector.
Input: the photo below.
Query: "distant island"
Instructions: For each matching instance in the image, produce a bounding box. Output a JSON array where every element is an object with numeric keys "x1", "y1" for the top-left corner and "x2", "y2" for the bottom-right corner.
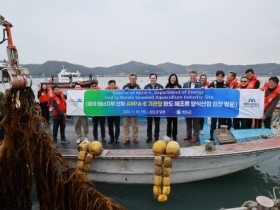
[{"x1": 21, "y1": 60, "x2": 280, "y2": 77}]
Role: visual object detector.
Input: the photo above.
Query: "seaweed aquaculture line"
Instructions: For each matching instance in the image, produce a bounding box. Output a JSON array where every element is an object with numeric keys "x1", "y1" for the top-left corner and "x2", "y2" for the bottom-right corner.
[{"x1": 0, "y1": 87, "x2": 125, "y2": 210}]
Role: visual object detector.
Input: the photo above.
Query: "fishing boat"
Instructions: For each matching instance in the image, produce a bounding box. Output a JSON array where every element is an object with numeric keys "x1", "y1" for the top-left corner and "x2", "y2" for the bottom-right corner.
[
  {"x1": 40, "y1": 65, "x2": 93, "y2": 89},
  {"x1": 60, "y1": 128, "x2": 280, "y2": 184}
]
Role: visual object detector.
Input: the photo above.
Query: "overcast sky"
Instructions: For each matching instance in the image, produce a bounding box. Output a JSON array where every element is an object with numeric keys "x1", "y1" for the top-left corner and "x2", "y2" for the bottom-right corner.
[{"x1": 1, "y1": 0, "x2": 280, "y2": 67}]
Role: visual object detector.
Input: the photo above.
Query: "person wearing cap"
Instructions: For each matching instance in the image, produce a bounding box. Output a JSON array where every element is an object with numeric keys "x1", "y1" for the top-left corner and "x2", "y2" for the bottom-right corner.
[
  {"x1": 73, "y1": 84, "x2": 89, "y2": 144},
  {"x1": 123, "y1": 74, "x2": 141, "y2": 145},
  {"x1": 49, "y1": 85, "x2": 69, "y2": 143},
  {"x1": 90, "y1": 79, "x2": 106, "y2": 142}
]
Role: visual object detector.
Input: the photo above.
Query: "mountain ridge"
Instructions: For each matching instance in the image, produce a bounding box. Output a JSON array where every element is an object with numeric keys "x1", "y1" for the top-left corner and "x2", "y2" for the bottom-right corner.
[{"x1": 21, "y1": 60, "x2": 280, "y2": 77}]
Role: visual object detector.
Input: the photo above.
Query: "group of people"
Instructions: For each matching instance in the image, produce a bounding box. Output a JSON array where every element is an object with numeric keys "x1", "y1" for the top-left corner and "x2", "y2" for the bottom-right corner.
[{"x1": 37, "y1": 69, "x2": 280, "y2": 145}]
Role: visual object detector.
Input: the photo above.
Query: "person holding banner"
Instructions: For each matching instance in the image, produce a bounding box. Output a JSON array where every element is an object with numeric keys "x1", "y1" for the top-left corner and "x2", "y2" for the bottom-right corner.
[
  {"x1": 245, "y1": 69, "x2": 261, "y2": 128},
  {"x1": 90, "y1": 79, "x2": 107, "y2": 143},
  {"x1": 73, "y1": 84, "x2": 89, "y2": 145},
  {"x1": 123, "y1": 74, "x2": 141, "y2": 145},
  {"x1": 199, "y1": 74, "x2": 209, "y2": 134},
  {"x1": 199, "y1": 74, "x2": 209, "y2": 88},
  {"x1": 49, "y1": 85, "x2": 69, "y2": 143},
  {"x1": 257, "y1": 76, "x2": 280, "y2": 129},
  {"x1": 165, "y1": 73, "x2": 182, "y2": 141},
  {"x1": 105, "y1": 80, "x2": 121, "y2": 144},
  {"x1": 225, "y1": 71, "x2": 239, "y2": 130},
  {"x1": 227, "y1": 72, "x2": 238, "y2": 89},
  {"x1": 183, "y1": 71, "x2": 203, "y2": 143},
  {"x1": 233, "y1": 76, "x2": 252, "y2": 129},
  {"x1": 245, "y1": 69, "x2": 260, "y2": 89},
  {"x1": 209, "y1": 71, "x2": 229, "y2": 142},
  {"x1": 144, "y1": 73, "x2": 164, "y2": 143}
]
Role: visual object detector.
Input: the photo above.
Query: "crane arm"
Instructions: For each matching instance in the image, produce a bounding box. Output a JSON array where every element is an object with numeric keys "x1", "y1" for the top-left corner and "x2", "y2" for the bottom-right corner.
[{"x1": 0, "y1": 15, "x2": 31, "y2": 89}]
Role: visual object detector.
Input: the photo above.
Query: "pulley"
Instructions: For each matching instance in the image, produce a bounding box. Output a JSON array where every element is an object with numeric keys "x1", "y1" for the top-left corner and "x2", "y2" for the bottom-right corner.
[{"x1": 1, "y1": 67, "x2": 32, "y2": 89}]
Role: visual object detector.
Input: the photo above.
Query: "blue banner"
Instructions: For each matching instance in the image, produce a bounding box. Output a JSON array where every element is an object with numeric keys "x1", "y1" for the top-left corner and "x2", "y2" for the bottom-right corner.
[
  {"x1": 67, "y1": 89, "x2": 264, "y2": 117},
  {"x1": 81, "y1": 88, "x2": 241, "y2": 117}
]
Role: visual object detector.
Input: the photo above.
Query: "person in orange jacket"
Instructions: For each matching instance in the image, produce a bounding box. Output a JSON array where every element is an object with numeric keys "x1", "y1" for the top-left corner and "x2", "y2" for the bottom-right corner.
[
  {"x1": 245, "y1": 68, "x2": 260, "y2": 89},
  {"x1": 257, "y1": 76, "x2": 280, "y2": 129},
  {"x1": 49, "y1": 85, "x2": 69, "y2": 143},
  {"x1": 37, "y1": 83, "x2": 50, "y2": 124}
]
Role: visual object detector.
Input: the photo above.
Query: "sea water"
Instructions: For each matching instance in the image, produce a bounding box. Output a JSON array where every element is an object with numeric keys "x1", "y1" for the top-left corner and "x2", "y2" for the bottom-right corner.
[{"x1": 30, "y1": 156, "x2": 280, "y2": 209}]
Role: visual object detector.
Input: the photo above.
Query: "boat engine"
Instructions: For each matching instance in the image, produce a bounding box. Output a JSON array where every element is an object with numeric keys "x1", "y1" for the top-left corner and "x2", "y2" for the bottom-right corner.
[{"x1": 0, "y1": 15, "x2": 31, "y2": 89}]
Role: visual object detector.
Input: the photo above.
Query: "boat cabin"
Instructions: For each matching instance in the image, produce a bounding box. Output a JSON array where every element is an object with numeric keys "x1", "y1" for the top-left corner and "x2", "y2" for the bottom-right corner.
[{"x1": 57, "y1": 67, "x2": 82, "y2": 83}]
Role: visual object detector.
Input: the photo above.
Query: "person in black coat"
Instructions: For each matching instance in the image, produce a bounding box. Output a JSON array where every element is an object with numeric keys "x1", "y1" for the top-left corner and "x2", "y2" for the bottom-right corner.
[
  {"x1": 165, "y1": 73, "x2": 182, "y2": 140},
  {"x1": 144, "y1": 73, "x2": 164, "y2": 143}
]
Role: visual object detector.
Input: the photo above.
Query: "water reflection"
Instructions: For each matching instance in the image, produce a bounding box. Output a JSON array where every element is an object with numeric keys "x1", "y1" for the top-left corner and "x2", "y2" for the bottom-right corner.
[{"x1": 93, "y1": 157, "x2": 280, "y2": 210}]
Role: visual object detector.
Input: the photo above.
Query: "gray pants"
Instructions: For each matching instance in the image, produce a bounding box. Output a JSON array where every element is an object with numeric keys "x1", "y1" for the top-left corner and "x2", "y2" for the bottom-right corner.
[
  {"x1": 186, "y1": 117, "x2": 201, "y2": 138},
  {"x1": 74, "y1": 116, "x2": 89, "y2": 138}
]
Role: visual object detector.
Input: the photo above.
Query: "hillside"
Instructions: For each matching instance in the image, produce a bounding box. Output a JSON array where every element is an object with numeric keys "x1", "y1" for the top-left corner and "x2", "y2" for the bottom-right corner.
[{"x1": 22, "y1": 60, "x2": 280, "y2": 77}]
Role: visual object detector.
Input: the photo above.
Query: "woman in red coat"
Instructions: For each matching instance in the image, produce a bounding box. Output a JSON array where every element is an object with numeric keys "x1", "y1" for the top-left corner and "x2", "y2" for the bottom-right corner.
[{"x1": 37, "y1": 83, "x2": 50, "y2": 124}]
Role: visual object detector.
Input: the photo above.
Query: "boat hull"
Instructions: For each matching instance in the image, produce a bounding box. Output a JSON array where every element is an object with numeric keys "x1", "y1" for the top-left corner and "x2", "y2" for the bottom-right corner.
[
  {"x1": 43, "y1": 81, "x2": 92, "y2": 89},
  {"x1": 61, "y1": 137, "x2": 280, "y2": 184}
]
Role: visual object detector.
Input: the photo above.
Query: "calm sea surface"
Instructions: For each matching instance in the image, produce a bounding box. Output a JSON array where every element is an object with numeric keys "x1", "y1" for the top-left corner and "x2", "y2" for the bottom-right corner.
[
  {"x1": 31, "y1": 156, "x2": 280, "y2": 210},
  {"x1": 28, "y1": 76, "x2": 280, "y2": 210}
]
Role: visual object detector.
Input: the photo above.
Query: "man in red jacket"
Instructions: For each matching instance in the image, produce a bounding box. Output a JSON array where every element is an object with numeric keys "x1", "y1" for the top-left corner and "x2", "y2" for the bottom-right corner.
[
  {"x1": 49, "y1": 85, "x2": 69, "y2": 143},
  {"x1": 258, "y1": 76, "x2": 280, "y2": 128}
]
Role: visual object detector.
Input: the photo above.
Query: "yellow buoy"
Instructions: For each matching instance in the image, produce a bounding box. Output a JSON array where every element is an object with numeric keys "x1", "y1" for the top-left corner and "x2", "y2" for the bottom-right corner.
[
  {"x1": 153, "y1": 185, "x2": 162, "y2": 196},
  {"x1": 162, "y1": 177, "x2": 171, "y2": 186},
  {"x1": 89, "y1": 141, "x2": 103, "y2": 155},
  {"x1": 152, "y1": 140, "x2": 166, "y2": 155},
  {"x1": 154, "y1": 166, "x2": 163, "y2": 176},
  {"x1": 78, "y1": 140, "x2": 91, "y2": 152},
  {"x1": 83, "y1": 163, "x2": 92, "y2": 172},
  {"x1": 157, "y1": 194, "x2": 168, "y2": 202},
  {"x1": 154, "y1": 156, "x2": 163, "y2": 166},
  {"x1": 163, "y1": 156, "x2": 172, "y2": 168},
  {"x1": 77, "y1": 160, "x2": 84, "y2": 170},
  {"x1": 153, "y1": 175, "x2": 163, "y2": 186},
  {"x1": 162, "y1": 186, "x2": 171, "y2": 195},
  {"x1": 85, "y1": 153, "x2": 94, "y2": 164},
  {"x1": 78, "y1": 151, "x2": 86, "y2": 161},
  {"x1": 163, "y1": 167, "x2": 171, "y2": 177},
  {"x1": 166, "y1": 141, "x2": 180, "y2": 158}
]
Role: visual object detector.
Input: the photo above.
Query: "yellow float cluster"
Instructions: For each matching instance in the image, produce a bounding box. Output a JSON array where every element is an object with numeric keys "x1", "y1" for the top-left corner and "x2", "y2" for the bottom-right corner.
[
  {"x1": 77, "y1": 140, "x2": 103, "y2": 172},
  {"x1": 152, "y1": 140, "x2": 180, "y2": 202}
]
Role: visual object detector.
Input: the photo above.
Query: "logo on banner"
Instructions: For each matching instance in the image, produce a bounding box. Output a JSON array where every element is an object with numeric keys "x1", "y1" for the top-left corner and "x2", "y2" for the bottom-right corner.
[
  {"x1": 243, "y1": 98, "x2": 260, "y2": 108},
  {"x1": 69, "y1": 98, "x2": 83, "y2": 107}
]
